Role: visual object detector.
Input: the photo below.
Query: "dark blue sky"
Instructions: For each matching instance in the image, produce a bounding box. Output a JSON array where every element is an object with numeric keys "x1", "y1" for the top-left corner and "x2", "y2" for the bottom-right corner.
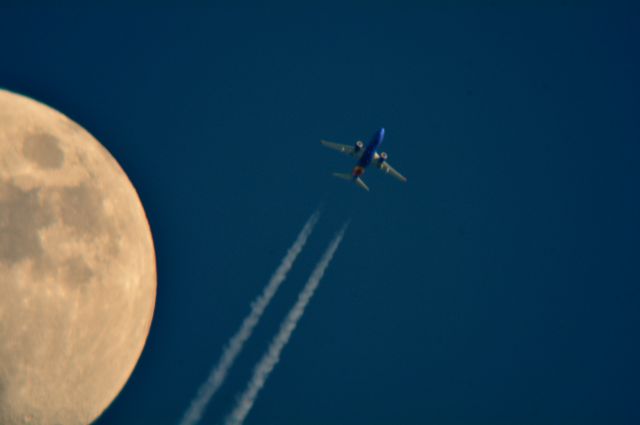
[{"x1": 2, "y1": 3, "x2": 640, "y2": 424}]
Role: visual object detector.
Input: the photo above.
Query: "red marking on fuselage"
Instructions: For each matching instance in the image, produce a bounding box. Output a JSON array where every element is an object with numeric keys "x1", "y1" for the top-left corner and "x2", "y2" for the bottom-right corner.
[{"x1": 352, "y1": 165, "x2": 365, "y2": 177}]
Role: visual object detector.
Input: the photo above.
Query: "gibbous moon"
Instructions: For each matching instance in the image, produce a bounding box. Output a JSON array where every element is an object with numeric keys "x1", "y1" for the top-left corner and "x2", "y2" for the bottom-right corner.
[{"x1": 0, "y1": 90, "x2": 156, "y2": 425}]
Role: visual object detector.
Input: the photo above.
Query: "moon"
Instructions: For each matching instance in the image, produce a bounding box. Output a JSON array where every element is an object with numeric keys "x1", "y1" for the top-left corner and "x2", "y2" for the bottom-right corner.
[{"x1": 0, "y1": 90, "x2": 156, "y2": 425}]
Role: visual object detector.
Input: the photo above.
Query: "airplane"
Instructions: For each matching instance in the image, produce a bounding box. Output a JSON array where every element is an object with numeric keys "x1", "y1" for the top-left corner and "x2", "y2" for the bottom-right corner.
[{"x1": 321, "y1": 128, "x2": 407, "y2": 191}]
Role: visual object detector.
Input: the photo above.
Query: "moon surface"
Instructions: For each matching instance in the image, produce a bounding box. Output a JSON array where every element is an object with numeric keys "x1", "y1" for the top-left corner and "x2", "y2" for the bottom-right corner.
[{"x1": 0, "y1": 90, "x2": 156, "y2": 425}]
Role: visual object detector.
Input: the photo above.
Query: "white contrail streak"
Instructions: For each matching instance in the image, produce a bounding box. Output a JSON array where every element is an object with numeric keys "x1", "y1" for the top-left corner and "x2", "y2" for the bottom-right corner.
[
  {"x1": 179, "y1": 212, "x2": 321, "y2": 425},
  {"x1": 224, "y1": 224, "x2": 348, "y2": 425}
]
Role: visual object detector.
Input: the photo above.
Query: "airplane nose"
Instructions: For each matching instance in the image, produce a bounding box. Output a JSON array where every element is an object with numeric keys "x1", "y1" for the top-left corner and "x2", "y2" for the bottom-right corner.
[{"x1": 379, "y1": 127, "x2": 385, "y2": 139}]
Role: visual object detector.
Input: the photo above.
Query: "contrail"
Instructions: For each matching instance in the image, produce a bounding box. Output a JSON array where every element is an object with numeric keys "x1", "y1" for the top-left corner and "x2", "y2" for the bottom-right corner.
[
  {"x1": 179, "y1": 211, "x2": 321, "y2": 425},
  {"x1": 224, "y1": 224, "x2": 348, "y2": 425}
]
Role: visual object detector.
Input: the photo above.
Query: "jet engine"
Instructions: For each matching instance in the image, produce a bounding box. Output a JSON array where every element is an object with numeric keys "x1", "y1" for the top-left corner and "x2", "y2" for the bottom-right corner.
[
  {"x1": 354, "y1": 140, "x2": 365, "y2": 152},
  {"x1": 377, "y1": 152, "x2": 388, "y2": 166}
]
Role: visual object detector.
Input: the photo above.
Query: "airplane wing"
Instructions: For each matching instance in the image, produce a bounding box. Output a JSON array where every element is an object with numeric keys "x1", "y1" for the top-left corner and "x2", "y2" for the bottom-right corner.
[
  {"x1": 378, "y1": 161, "x2": 407, "y2": 183},
  {"x1": 321, "y1": 140, "x2": 360, "y2": 157}
]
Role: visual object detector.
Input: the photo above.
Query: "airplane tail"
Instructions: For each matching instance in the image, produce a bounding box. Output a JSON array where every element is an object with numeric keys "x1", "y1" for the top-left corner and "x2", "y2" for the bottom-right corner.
[{"x1": 331, "y1": 172, "x2": 369, "y2": 192}]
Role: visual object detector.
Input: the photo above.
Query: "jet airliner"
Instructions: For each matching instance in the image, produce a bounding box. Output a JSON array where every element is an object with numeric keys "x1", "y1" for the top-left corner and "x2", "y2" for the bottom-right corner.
[{"x1": 321, "y1": 128, "x2": 407, "y2": 191}]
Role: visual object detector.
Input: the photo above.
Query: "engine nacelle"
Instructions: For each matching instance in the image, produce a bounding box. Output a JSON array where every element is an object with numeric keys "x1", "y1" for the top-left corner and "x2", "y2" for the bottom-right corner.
[
  {"x1": 354, "y1": 140, "x2": 365, "y2": 152},
  {"x1": 377, "y1": 151, "x2": 388, "y2": 166}
]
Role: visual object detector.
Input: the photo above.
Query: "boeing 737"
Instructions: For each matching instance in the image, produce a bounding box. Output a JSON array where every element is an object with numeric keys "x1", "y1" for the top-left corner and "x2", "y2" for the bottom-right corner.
[{"x1": 321, "y1": 128, "x2": 407, "y2": 191}]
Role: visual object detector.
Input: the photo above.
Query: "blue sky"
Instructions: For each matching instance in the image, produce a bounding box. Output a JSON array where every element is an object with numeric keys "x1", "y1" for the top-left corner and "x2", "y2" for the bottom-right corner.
[{"x1": 2, "y1": 3, "x2": 640, "y2": 424}]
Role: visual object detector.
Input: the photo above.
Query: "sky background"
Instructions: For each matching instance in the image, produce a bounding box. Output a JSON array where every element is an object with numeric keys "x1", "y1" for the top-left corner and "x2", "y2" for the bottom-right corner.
[{"x1": 2, "y1": 2, "x2": 640, "y2": 424}]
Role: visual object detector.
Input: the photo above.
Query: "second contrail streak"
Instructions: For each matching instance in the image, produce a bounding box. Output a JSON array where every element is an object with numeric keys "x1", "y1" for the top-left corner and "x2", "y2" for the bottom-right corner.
[
  {"x1": 224, "y1": 224, "x2": 348, "y2": 425},
  {"x1": 179, "y1": 211, "x2": 320, "y2": 425}
]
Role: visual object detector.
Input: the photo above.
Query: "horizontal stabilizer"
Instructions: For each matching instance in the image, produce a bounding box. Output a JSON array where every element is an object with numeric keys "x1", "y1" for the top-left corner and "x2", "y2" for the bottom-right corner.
[
  {"x1": 331, "y1": 172, "x2": 369, "y2": 191},
  {"x1": 355, "y1": 177, "x2": 370, "y2": 192},
  {"x1": 332, "y1": 172, "x2": 352, "y2": 181}
]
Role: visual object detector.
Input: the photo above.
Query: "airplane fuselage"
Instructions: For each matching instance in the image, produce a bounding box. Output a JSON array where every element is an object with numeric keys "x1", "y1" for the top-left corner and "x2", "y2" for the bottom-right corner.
[{"x1": 352, "y1": 127, "x2": 385, "y2": 177}]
